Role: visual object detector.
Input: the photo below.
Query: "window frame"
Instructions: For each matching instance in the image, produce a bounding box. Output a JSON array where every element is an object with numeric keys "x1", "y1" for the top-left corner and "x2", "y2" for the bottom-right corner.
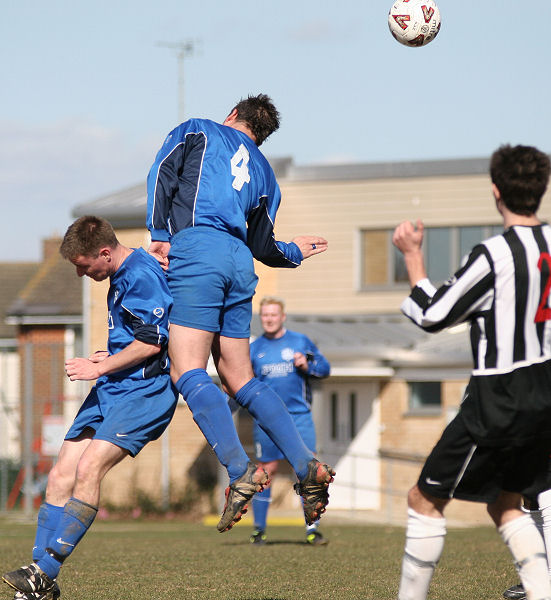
[{"x1": 359, "y1": 224, "x2": 502, "y2": 291}]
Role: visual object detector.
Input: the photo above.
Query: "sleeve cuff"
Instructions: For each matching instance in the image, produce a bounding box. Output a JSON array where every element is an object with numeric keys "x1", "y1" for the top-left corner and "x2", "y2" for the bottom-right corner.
[{"x1": 149, "y1": 228, "x2": 170, "y2": 242}]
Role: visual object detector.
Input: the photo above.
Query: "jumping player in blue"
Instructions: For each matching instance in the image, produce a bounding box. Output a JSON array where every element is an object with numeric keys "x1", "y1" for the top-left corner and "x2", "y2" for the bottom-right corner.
[
  {"x1": 146, "y1": 93, "x2": 335, "y2": 533},
  {"x1": 249, "y1": 297, "x2": 331, "y2": 546},
  {"x1": 3, "y1": 216, "x2": 178, "y2": 600}
]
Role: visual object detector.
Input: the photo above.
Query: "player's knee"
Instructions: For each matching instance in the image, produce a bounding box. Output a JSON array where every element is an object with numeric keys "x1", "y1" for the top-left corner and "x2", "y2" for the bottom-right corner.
[
  {"x1": 407, "y1": 485, "x2": 446, "y2": 516},
  {"x1": 170, "y1": 363, "x2": 183, "y2": 384},
  {"x1": 46, "y1": 462, "x2": 75, "y2": 497},
  {"x1": 74, "y1": 456, "x2": 102, "y2": 488}
]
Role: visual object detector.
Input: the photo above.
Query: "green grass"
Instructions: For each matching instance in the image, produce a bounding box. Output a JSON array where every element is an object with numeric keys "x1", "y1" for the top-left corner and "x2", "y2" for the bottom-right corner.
[{"x1": 0, "y1": 516, "x2": 517, "y2": 599}]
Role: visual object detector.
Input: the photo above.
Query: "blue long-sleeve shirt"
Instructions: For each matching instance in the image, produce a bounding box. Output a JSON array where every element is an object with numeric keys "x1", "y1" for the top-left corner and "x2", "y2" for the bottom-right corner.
[
  {"x1": 146, "y1": 118, "x2": 303, "y2": 268},
  {"x1": 250, "y1": 330, "x2": 330, "y2": 414}
]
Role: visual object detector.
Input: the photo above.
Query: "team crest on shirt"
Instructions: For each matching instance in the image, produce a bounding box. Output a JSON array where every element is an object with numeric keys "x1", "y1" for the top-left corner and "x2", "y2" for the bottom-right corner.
[
  {"x1": 114, "y1": 289, "x2": 120, "y2": 301},
  {"x1": 153, "y1": 307, "x2": 164, "y2": 318},
  {"x1": 281, "y1": 347, "x2": 294, "y2": 361}
]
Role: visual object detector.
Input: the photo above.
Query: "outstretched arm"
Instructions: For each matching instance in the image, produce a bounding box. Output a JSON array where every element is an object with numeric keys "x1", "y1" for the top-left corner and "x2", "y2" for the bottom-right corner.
[
  {"x1": 291, "y1": 236, "x2": 328, "y2": 260},
  {"x1": 247, "y1": 197, "x2": 328, "y2": 267}
]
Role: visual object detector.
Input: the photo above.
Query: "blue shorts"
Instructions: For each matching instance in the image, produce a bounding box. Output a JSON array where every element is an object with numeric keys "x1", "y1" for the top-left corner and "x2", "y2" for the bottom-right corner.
[
  {"x1": 65, "y1": 375, "x2": 178, "y2": 457},
  {"x1": 253, "y1": 411, "x2": 316, "y2": 462},
  {"x1": 167, "y1": 227, "x2": 258, "y2": 338}
]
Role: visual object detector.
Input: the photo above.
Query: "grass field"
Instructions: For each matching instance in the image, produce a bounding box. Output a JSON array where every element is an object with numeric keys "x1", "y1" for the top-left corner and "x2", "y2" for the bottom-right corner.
[{"x1": 0, "y1": 515, "x2": 518, "y2": 600}]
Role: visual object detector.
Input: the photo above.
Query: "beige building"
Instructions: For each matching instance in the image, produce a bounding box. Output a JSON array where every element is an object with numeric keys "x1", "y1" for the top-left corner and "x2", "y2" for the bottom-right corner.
[{"x1": 73, "y1": 155, "x2": 551, "y2": 524}]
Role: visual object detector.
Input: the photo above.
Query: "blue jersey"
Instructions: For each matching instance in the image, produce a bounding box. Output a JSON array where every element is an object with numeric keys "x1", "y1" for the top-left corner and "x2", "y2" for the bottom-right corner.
[
  {"x1": 250, "y1": 330, "x2": 330, "y2": 414},
  {"x1": 146, "y1": 118, "x2": 303, "y2": 268},
  {"x1": 104, "y1": 248, "x2": 172, "y2": 381}
]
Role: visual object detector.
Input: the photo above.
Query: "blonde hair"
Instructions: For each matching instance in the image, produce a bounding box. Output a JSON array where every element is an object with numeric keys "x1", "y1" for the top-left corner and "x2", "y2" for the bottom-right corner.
[{"x1": 259, "y1": 297, "x2": 285, "y2": 312}]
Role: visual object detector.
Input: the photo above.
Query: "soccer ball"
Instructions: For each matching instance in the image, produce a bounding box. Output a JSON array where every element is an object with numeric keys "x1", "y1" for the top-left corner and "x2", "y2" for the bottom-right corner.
[{"x1": 388, "y1": 0, "x2": 441, "y2": 47}]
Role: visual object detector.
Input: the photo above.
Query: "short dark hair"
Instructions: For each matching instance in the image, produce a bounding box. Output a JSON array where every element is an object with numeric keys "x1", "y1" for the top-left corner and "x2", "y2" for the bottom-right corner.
[
  {"x1": 60, "y1": 216, "x2": 119, "y2": 260},
  {"x1": 490, "y1": 144, "x2": 550, "y2": 215},
  {"x1": 231, "y1": 94, "x2": 280, "y2": 146}
]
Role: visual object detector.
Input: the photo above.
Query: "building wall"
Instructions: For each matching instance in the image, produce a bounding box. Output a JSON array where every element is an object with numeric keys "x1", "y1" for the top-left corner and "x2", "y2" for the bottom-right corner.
[
  {"x1": 379, "y1": 378, "x2": 489, "y2": 525},
  {"x1": 256, "y1": 174, "x2": 551, "y2": 314},
  {"x1": 0, "y1": 348, "x2": 21, "y2": 459}
]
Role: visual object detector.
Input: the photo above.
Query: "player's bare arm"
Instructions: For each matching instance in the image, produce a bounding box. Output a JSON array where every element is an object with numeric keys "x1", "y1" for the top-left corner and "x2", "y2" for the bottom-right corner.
[
  {"x1": 148, "y1": 240, "x2": 171, "y2": 271},
  {"x1": 291, "y1": 235, "x2": 328, "y2": 259},
  {"x1": 88, "y1": 350, "x2": 109, "y2": 362},
  {"x1": 65, "y1": 339, "x2": 161, "y2": 381},
  {"x1": 392, "y1": 220, "x2": 427, "y2": 288}
]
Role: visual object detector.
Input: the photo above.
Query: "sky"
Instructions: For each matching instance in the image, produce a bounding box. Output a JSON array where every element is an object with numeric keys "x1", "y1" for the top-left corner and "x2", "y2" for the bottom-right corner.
[{"x1": 1, "y1": 0, "x2": 550, "y2": 262}]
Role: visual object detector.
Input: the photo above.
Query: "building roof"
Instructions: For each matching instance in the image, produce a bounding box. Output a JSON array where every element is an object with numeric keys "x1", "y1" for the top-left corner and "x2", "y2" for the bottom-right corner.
[
  {"x1": 250, "y1": 313, "x2": 472, "y2": 378},
  {"x1": 72, "y1": 155, "x2": 492, "y2": 228},
  {"x1": 0, "y1": 263, "x2": 40, "y2": 342},
  {"x1": 6, "y1": 242, "x2": 82, "y2": 325}
]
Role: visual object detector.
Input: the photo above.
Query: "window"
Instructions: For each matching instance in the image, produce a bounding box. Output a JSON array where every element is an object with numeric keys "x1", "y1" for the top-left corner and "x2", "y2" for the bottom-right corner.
[
  {"x1": 361, "y1": 225, "x2": 503, "y2": 288},
  {"x1": 330, "y1": 392, "x2": 338, "y2": 440},
  {"x1": 330, "y1": 390, "x2": 358, "y2": 441},
  {"x1": 349, "y1": 392, "x2": 357, "y2": 438},
  {"x1": 409, "y1": 381, "x2": 441, "y2": 411}
]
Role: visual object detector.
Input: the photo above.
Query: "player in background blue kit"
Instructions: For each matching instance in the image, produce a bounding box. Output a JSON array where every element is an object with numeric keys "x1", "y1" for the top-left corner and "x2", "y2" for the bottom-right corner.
[
  {"x1": 3, "y1": 216, "x2": 178, "y2": 600},
  {"x1": 249, "y1": 297, "x2": 331, "y2": 546},
  {"x1": 146, "y1": 94, "x2": 335, "y2": 533}
]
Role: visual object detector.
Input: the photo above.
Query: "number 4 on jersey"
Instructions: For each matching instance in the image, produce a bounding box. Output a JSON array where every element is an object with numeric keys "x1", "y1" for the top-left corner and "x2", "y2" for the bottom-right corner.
[{"x1": 231, "y1": 144, "x2": 251, "y2": 191}]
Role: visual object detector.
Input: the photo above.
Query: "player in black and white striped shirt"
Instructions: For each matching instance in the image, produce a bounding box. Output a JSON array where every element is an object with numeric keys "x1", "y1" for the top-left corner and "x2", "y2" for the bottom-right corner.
[{"x1": 392, "y1": 145, "x2": 551, "y2": 600}]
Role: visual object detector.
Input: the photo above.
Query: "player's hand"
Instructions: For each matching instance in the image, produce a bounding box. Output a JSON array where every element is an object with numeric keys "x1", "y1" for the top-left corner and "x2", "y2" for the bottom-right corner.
[
  {"x1": 65, "y1": 357, "x2": 101, "y2": 381},
  {"x1": 293, "y1": 352, "x2": 309, "y2": 372},
  {"x1": 88, "y1": 350, "x2": 109, "y2": 362},
  {"x1": 292, "y1": 235, "x2": 328, "y2": 259},
  {"x1": 148, "y1": 241, "x2": 171, "y2": 271},
  {"x1": 392, "y1": 220, "x2": 424, "y2": 255}
]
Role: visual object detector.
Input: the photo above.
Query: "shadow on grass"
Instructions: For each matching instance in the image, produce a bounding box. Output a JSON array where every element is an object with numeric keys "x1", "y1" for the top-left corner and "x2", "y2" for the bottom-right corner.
[{"x1": 222, "y1": 539, "x2": 325, "y2": 547}]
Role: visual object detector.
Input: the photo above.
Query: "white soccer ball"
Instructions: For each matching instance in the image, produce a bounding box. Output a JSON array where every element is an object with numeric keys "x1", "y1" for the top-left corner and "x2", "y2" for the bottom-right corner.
[{"x1": 388, "y1": 0, "x2": 441, "y2": 47}]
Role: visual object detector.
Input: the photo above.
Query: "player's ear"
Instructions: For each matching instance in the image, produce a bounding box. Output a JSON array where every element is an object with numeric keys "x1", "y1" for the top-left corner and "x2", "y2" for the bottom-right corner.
[
  {"x1": 98, "y1": 247, "x2": 112, "y2": 262},
  {"x1": 223, "y1": 108, "x2": 238, "y2": 126},
  {"x1": 492, "y1": 183, "x2": 501, "y2": 201}
]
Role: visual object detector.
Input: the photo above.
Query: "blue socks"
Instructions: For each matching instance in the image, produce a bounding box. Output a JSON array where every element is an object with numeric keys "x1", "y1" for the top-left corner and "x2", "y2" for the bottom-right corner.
[
  {"x1": 252, "y1": 486, "x2": 271, "y2": 531},
  {"x1": 37, "y1": 497, "x2": 98, "y2": 579},
  {"x1": 176, "y1": 369, "x2": 250, "y2": 482},
  {"x1": 235, "y1": 379, "x2": 313, "y2": 480},
  {"x1": 33, "y1": 503, "x2": 64, "y2": 562}
]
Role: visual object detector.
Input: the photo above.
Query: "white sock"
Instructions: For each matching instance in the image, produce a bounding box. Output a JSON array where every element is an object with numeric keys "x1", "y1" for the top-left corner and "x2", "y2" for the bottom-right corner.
[
  {"x1": 499, "y1": 514, "x2": 551, "y2": 600},
  {"x1": 397, "y1": 508, "x2": 447, "y2": 600},
  {"x1": 537, "y1": 489, "x2": 551, "y2": 579}
]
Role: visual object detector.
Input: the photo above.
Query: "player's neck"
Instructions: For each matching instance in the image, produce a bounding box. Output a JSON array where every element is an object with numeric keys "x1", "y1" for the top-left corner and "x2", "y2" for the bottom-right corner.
[
  {"x1": 497, "y1": 196, "x2": 541, "y2": 228},
  {"x1": 503, "y1": 213, "x2": 541, "y2": 228},
  {"x1": 228, "y1": 121, "x2": 256, "y2": 143},
  {"x1": 111, "y1": 245, "x2": 134, "y2": 273},
  {"x1": 265, "y1": 327, "x2": 286, "y2": 340}
]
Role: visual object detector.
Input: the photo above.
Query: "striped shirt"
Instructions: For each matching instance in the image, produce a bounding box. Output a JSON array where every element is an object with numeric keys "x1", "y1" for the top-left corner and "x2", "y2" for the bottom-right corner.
[{"x1": 402, "y1": 224, "x2": 551, "y2": 445}]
